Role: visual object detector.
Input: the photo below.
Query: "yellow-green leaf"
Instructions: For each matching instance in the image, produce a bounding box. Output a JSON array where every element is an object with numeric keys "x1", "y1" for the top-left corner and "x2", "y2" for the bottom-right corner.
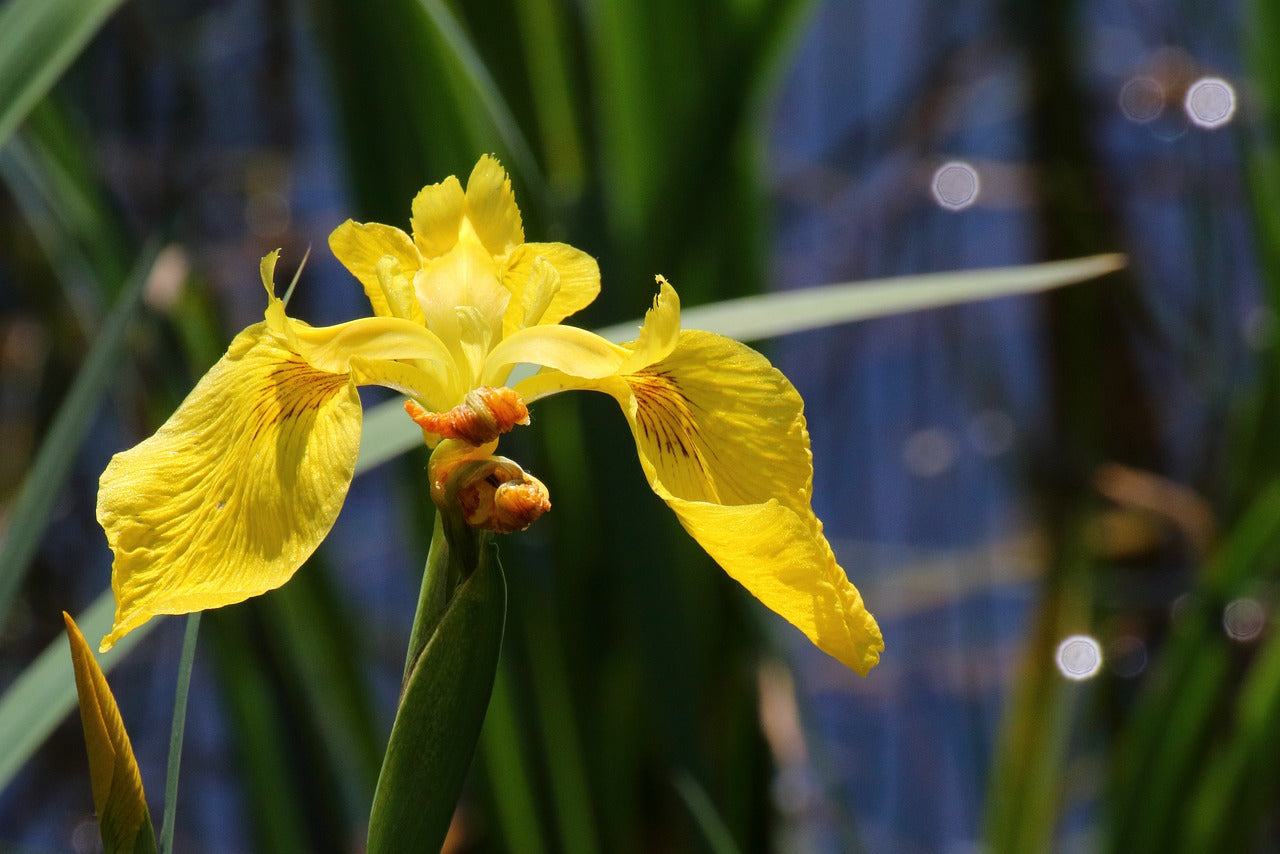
[{"x1": 64, "y1": 613, "x2": 157, "y2": 854}]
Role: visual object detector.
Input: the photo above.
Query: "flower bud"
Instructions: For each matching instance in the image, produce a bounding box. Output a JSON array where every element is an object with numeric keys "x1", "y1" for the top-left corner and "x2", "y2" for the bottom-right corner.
[
  {"x1": 405, "y1": 387, "x2": 529, "y2": 446},
  {"x1": 450, "y1": 457, "x2": 551, "y2": 534}
]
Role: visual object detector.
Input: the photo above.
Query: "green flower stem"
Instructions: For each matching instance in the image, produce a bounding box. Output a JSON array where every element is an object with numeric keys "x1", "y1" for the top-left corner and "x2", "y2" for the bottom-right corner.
[
  {"x1": 160, "y1": 611, "x2": 201, "y2": 854},
  {"x1": 369, "y1": 517, "x2": 506, "y2": 853},
  {"x1": 402, "y1": 511, "x2": 492, "y2": 689}
]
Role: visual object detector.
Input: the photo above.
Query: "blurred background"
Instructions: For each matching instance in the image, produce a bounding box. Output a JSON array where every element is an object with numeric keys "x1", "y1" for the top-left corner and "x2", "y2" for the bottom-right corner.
[{"x1": 0, "y1": 0, "x2": 1274, "y2": 851}]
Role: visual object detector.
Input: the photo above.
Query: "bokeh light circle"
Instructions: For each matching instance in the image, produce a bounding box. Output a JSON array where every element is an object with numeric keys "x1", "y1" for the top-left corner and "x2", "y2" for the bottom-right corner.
[
  {"x1": 1184, "y1": 77, "x2": 1236, "y2": 129},
  {"x1": 1055, "y1": 634, "x2": 1103, "y2": 681},
  {"x1": 1223, "y1": 598, "x2": 1267, "y2": 642},
  {"x1": 1119, "y1": 76, "x2": 1164, "y2": 123},
  {"x1": 931, "y1": 161, "x2": 980, "y2": 210}
]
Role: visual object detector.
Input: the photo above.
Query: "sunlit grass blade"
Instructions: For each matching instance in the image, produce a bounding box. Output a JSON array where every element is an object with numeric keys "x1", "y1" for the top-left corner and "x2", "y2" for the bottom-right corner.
[
  {"x1": 0, "y1": 239, "x2": 157, "y2": 629},
  {"x1": 0, "y1": 590, "x2": 153, "y2": 790},
  {"x1": 595, "y1": 253, "x2": 1126, "y2": 343},
  {"x1": 0, "y1": 0, "x2": 126, "y2": 149}
]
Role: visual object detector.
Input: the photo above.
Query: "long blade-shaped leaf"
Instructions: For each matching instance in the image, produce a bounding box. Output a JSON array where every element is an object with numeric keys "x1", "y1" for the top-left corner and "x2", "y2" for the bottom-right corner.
[
  {"x1": 0, "y1": 0, "x2": 127, "y2": 149},
  {"x1": 595, "y1": 253, "x2": 1125, "y2": 343}
]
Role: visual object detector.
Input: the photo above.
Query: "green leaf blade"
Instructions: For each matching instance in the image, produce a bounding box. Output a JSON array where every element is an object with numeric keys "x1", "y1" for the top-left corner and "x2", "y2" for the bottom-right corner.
[{"x1": 0, "y1": 0, "x2": 127, "y2": 149}]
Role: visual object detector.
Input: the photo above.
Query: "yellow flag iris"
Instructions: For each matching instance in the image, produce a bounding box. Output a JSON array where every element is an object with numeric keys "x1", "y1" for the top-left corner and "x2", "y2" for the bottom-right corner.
[{"x1": 98, "y1": 156, "x2": 883, "y2": 674}]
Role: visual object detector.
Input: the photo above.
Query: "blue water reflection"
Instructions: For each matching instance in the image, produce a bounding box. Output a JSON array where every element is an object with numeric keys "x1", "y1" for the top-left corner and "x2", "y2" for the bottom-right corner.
[{"x1": 770, "y1": 0, "x2": 1250, "y2": 850}]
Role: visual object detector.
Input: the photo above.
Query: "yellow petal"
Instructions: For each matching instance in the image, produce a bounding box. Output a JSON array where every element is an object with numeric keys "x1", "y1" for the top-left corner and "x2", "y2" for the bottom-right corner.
[
  {"x1": 620, "y1": 330, "x2": 815, "y2": 511},
  {"x1": 464, "y1": 155, "x2": 524, "y2": 256},
  {"x1": 411, "y1": 174, "x2": 466, "y2": 258},
  {"x1": 500, "y1": 242, "x2": 601, "y2": 335},
  {"x1": 617, "y1": 277, "x2": 681, "y2": 374},
  {"x1": 349, "y1": 356, "x2": 455, "y2": 412},
  {"x1": 327, "y1": 220, "x2": 422, "y2": 317},
  {"x1": 375, "y1": 255, "x2": 427, "y2": 325},
  {"x1": 660, "y1": 497, "x2": 882, "y2": 675},
  {"x1": 97, "y1": 325, "x2": 362, "y2": 650},
  {"x1": 518, "y1": 257, "x2": 561, "y2": 330},
  {"x1": 64, "y1": 613, "x2": 156, "y2": 852},
  {"x1": 483, "y1": 323, "x2": 628, "y2": 386},
  {"x1": 282, "y1": 314, "x2": 458, "y2": 378},
  {"x1": 572, "y1": 329, "x2": 882, "y2": 672}
]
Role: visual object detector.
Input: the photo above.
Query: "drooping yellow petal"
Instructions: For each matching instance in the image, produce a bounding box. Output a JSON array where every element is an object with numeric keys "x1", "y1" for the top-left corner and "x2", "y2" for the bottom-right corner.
[
  {"x1": 64, "y1": 613, "x2": 157, "y2": 854},
  {"x1": 522, "y1": 329, "x2": 883, "y2": 673},
  {"x1": 327, "y1": 221, "x2": 422, "y2": 317},
  {"x1": 280, "y1": 314, "x2": 458, "y2": 378},
  {"x1": 410, "y1": 174, "x2": 466, "y2": 258},
  {"x1": 464, "y1": 155, "x2": 524, "y2": 256},
  {"x1": 349, "y1": 356, "x2": 455, "y2": 413},
  {"x1": 500, "y1": 242, "x2": 601, "y2": 335},
  {"x1": 659, "y1": 495, "x2": 882, "y2": 675},
  {"x1": 97, "y1": 325, "x2": 362, "y2": 650}
]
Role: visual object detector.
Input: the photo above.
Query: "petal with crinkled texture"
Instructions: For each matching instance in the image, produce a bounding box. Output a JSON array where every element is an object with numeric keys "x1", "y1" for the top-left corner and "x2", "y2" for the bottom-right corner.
[
  {"x1": 327, "y1": 220, "x2": 422, "y2": 317},
  {"x1": 97, "y1": 325, "x2": 361, "y2": 650},
  {"x1": 465, "y1": 155, "x2": 523, "y2": 256},
  {"x1": 500, "y1": 242, "x2": 601, "y2": 335},
  {"x1": 64, "y1": 613, "x2": 156, "y2": 852},
  {"x1": 518, "y1": 329, "x2": 883, "y2": 673}
]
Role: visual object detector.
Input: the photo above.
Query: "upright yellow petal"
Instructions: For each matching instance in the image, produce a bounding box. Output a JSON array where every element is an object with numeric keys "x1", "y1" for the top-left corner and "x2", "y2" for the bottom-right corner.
[
  {"x1": 464, "y1": 155, "x2": 524, "y2": 256},
  {"x1": 375, "y1": 256, "x2": 427, "y2": 325},
  {"x1": 525, "y1": 329, "x2": 883, "y2": 672},
  {"x1": 64, "y1": 613, "x2": 156, "y2": 853},
  {"x1": 411, "y1": 174, "x2": 466, "y2": 258},
  {"x1": 328, "y1": 221, "x2": 422, "y2": 317},
  {"x1": 97, "y1": 325, "x2": 362, "y2": 650},
  {"x1": 500, "y1": 242, "x2": 601, "y2": 335}
]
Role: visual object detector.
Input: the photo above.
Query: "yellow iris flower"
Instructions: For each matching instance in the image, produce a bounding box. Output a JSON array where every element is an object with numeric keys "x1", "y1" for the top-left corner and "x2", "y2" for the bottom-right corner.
[{"x1": 97, "y1": 156, "x2": 883, "y2": 674}]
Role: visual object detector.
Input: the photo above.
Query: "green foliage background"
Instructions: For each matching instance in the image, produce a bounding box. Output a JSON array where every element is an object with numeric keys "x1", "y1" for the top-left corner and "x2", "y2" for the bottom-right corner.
[{"x1": 0, "y1": 0, "x2": 1277, "y2": 851}]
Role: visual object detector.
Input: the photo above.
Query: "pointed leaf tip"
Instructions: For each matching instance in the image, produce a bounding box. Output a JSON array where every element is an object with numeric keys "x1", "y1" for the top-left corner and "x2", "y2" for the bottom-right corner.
[{"x1": 64, "y1": 613, "x2": 157, "y2": 854}]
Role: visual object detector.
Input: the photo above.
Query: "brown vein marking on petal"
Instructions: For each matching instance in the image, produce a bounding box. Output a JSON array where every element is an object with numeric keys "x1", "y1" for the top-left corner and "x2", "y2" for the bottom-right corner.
[
  {"x1": 627, "y1": 369, "x2": 707, "y2": 475},
  {"x1": 404, "y1": 386, "x2": 529, "y2": 446},
  {"x1": 249, "y1": 358, "x2": 350, "y2": 441}
]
